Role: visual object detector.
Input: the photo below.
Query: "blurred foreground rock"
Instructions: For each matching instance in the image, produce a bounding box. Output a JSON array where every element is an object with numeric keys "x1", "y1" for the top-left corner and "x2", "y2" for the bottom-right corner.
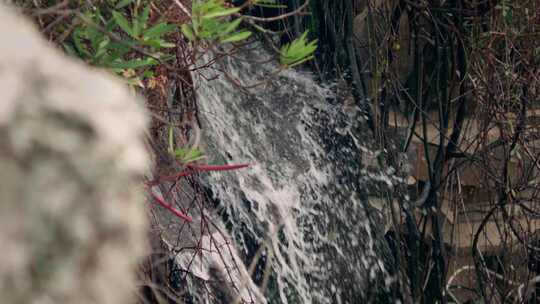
[{"x1": 0, "y1": 5, "x2": 149, "y2": 304}]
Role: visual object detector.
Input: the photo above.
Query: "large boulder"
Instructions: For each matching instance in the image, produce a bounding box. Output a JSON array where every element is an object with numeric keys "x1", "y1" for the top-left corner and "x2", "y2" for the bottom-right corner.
[{"x1": 0, "y1": 4, "x2": 149, "y2": 304}]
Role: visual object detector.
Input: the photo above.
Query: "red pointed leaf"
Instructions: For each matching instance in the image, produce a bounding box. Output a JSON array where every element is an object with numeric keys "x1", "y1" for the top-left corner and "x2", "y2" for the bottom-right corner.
[
  {"x1": 186, "y1": 163, "x2": 250, "y2": 172},
  {"x1": 150, "y1": 192, "x2": 192, "y2": 222}
]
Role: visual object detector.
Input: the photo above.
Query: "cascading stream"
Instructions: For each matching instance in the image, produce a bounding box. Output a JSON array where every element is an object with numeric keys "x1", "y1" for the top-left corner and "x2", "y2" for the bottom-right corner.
[{"x1": 185, "y1": 44, "x2": 392, "y2": 303}]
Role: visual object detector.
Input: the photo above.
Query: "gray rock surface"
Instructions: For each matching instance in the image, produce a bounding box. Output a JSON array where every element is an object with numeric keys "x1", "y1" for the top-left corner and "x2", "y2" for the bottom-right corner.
[{"x1": 0, "y1": 4, "x2": 149, "y2": 304}]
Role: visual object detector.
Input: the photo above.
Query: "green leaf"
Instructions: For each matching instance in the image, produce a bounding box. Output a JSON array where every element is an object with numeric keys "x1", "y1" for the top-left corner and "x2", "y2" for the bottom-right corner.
[
  {"x1": 156, "y1": 40, "x2": 176, "y2": 48},
  {"x1": 112, "y1": 11, "x2": 135, "y2": 37},
  {"x1": 254, "y1": 0, "x2": 287, "y2": 9},
  {"x1": 185, "y1": 148, "x2": 203, "y2": 159},
  {"x1": 104, "y1": 42, "x2": 131, "y2": 62},
  {"x1": 105, "y1": 17, "x2": 117, "y2": 32},
  {"x1": 174, "y1": 148, "x2": 188, "y2": 158},
  {"x1": 221, "y1": 17, "x2": 242, "y2": 35},
  {"x1": 158, "y1": 54, "x2": 175, "y2": 62},
  {"x1": 85, "y1": 25, "x2": 102, "y2": 50},
  {"x1": 175, "y1": 147, "x2": 205, "y2": 163},
  {"x1": 181, "y1": 24, "x2": 195, "y2": 41},
  {"x1": 134, "y1": 5, "x2": 151, "y2": 37},
  {"x1": 220, "y1": 31, "x2": 251, "y2": 43},
  {"x1": 249, "y1": 22, "x2": 267, "y2": 33},
  {"x1": 142, "y1": 70, "x2": 154, "y2": 78},
  {"x1": 142, "y1": 39, "x2": 175, "y2": 48},
  {"x1": 139, "y1": 5, "x2": 151, "y2": 29},
  {"x1": 115, "y1": 0, "x2": 136, "y2": 9},
  {"x1": 94, "y1": 37, "x2": 111, "y2": 59},
  {"x1": 183, "y1": 154, "x2": 205, "y2": 163},
  {"x1": 108, "y1": 57, "x2": 158, "y2": 69},
  {"x1": 280, "y1": 31, "x2": 317, "y2": 67},
  {"x1": 192, "y1": 17, "x2": 199, "y2": 35},
  {"x1": 287, "y1": 55, "x2": 314, "y2": 68},
  {"x1": 72, "y1": 28, "x2": 92, "y2": 59},
  {"x1": 143, "y1": 23, "x2": 177, "y2": 38},
  {"x1": 202, "y1": 7, "x2": 240, "y2": 19},
  {"x1": 168, "y1": 127, "x2": 175, "y2": 153}
]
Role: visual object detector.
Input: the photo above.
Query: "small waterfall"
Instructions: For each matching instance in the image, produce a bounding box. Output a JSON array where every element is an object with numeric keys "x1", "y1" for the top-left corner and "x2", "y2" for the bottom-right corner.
[{"x1": 188, "y1": 44, "x2": 391, "y2": 303}]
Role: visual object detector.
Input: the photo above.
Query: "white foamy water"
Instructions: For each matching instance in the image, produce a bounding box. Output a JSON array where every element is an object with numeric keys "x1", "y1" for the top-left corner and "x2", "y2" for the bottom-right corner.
[{"x1": 180, "y1": 44, "x2": 391, "y2": 303}]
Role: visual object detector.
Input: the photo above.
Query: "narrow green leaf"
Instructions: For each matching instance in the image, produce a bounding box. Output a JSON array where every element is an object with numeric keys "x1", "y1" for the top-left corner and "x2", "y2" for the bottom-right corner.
[
  {"x1": 72, "y1": 28, "x2": 91, "y2": 58},
  {"x1": 134, "y1": 5, "x2": 151, "y2": 37},
  {"x1": 192, "y1": 17, "x2": 199, "y2": 35},
  {"x1": 142, "y1": 39, "x2": 175, "y2": 48},
  {"x1": 105, "y1": 17, "x2": 117, "y2": 31},
  {"x1": 220, "y1": 31, "x2": 251, "y2": 43},
  {"x1": 176, "y1": 147, "x2": 205, "y2": 163},
  {"x1": 156, "y1": 40, "x2": 176, "y2": 48},
  {"x1": 105, "y1": 42, "x2": 131, "y2": 62},
  {"x1": 115, "y1": 0, "x2": 136, "y2": 9},
  {"x1": 143, "y1": 23, "x2": 177, "y2": 39},
  {"x1": 139, "y1": 5, "x2": 151, "y2": 29},
  {"x1": 85, "y1": 25, "x2": 102, "y2": 50},
  {"x1": 112, "y1": 11, "x2": 134, "y2": 37},
  {"x1": 168, "y1": 127, "x2": 175, "y2": 153},
  {"x1": 250, "y1": 22, "x2": 267, "y2": 33},
  {"x1": 279, "y1": 31, "x2": 317, "y2": 66},
  {"x1": 287, "y1": 55, "x2": 314, "y2": 68},
  {"x1": 174, "y1": 148, "x2": 188, "y2": 158},
  {"x1": 185, "y1": 148, "x2": 203, "y2": 160},
  {"x1": 94, "y1": 38, "x2": 111, "y2": 59},
  {"x1": 183, "y1": 155, "x2": 206, "y2": 163},
  {"x1": 254, "y1": 0, "x2": 287, "y2": 9},
  {"x1": 221, "y1": 18, "x2": 242, "y2": 35},
  {"x1": 181, "y1": 24, "x2": 195, "y2": 41},
  {"x1": 202, "y1": 7, "x2": 240, "y2": 19},
  {"x1": 108, "y1": 57, "x2": 158, "y2": 69},
  {"x1": 142, "y1": 70, "x2": 154, "y2": 78},
  {"x1": 133, "y1": 19, "x2": 141, "y2": 37}
]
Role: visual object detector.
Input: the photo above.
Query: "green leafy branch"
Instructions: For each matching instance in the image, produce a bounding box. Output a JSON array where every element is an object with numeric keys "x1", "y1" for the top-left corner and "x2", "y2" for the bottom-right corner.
[
  {"x1": 181, "y1": 0, "x2": 252, "y2": 43},
  {"x1": 64, "y1": 3, "x2": 177, "y2": 85},
  {"x1": 180, "y1": 0, "x2": 318, "y2": 70},
  {"x1": 279, "y1": 30, "x2": 318, "y2": 68}
]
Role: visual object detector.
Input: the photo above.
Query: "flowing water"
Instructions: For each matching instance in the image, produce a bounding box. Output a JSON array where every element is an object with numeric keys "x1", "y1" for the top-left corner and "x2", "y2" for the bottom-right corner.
[{"x1": 182, "y1": 44, "x2": 392, "y2": 303}]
